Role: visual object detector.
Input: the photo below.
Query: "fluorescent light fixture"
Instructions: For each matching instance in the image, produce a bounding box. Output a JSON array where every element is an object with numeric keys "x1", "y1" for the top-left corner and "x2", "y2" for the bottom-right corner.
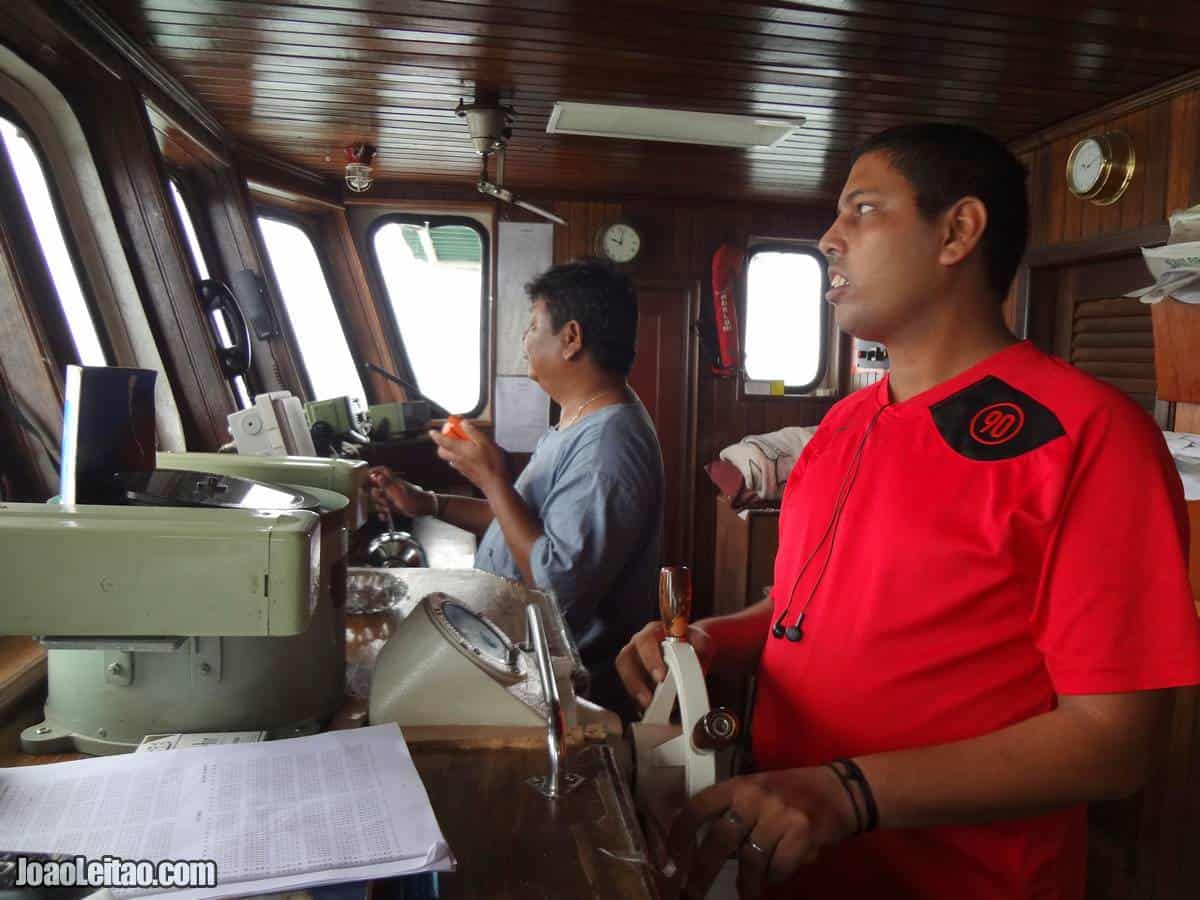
[{"x1": 547, "y1": 101, "x2": 804, "y2": 148}]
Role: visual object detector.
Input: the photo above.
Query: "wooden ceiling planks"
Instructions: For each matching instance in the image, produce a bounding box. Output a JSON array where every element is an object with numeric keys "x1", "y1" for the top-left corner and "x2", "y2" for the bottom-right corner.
[{"x1": 92, "y1": 0, "x2": 1200, "y2": 202}]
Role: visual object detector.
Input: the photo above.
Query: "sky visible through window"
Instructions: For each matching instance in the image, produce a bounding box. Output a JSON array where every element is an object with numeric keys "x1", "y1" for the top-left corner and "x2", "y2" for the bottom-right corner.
[
  {"x1": 743, "y1": 250, "x2": 823, "y2": 387},
  {"x1": 373, "y1": 221, "x2": 483, "y2": 415},
  {"x1": 257, "y1": 216, "x2": 366, "y2": 410},
  {"x1": 0, "y1": 117, "x2": 106, "y2": 367}
]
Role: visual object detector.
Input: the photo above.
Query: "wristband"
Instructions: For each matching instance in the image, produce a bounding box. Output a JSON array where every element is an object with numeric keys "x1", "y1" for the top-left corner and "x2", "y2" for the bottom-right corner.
[
  {"x1": 826, "y1": 762, "x2": 864, "y2": 835},
  {"x1": 832, "y1": 757, "x2": 878, "y2": 833}
]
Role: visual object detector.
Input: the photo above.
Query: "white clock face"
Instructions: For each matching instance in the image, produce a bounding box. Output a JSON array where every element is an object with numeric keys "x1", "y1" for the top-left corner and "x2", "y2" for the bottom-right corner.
[
  {"x1": 1070, "y1": 138, "x2": 1104, "y2": 193},
  {"x1": 602, "y1": 224, "x2": 640, "y2": 263}
]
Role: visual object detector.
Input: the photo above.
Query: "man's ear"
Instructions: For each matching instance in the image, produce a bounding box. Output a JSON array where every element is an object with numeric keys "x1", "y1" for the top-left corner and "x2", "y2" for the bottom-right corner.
[
  {"x1": 561, "y1": 320, "x2": 584, "y2": 361},
  {"x1": 938, "y1": 197, "x2": 988, "y2": 268}
]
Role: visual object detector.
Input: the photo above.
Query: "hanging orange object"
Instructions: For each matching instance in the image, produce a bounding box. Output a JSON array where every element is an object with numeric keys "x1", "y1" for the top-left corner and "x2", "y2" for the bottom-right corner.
[{"x1": 441, "y1": 415, "x2": 469, "y2": 440}]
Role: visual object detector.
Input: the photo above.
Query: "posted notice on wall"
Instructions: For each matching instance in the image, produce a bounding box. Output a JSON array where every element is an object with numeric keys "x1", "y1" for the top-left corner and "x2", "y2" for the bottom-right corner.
[{"x1": 494, "y1": 375, "x2": 549, "y2": 453}]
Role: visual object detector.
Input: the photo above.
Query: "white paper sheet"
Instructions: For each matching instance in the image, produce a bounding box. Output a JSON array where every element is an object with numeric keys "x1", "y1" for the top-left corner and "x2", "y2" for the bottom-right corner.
[
  {"x1": 494, "y1": 375, "x2": 550, "y2": 452},
  {"x1": 136, "y1": 731, "x2": 266, "y2": 753},
  {"x1": 1164, "y1": 431, "x2": 1200, "y2": 500},
  {"x1": 496, "y1": 222, "x2": 554, "y2": 377},
  {"x1": 0, "y1": 725, "x2": 452, "y2": 899}
]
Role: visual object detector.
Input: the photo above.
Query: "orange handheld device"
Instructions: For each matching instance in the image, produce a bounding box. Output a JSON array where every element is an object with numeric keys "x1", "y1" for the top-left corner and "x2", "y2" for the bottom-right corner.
[{"x1": 441, "y1": 415, "x2": 469, "y2": 440}]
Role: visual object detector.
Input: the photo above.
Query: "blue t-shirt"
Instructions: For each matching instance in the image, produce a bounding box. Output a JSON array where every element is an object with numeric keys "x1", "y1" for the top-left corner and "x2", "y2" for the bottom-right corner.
[{"x1": 475, "y1": 400, "x2": 664, "y2": 695}]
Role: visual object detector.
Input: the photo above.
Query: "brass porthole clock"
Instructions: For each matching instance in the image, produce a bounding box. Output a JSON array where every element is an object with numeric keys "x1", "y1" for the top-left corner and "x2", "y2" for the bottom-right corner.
[{"x1": 1065, "y1": 131, "x2": 1136, "y2": 206}]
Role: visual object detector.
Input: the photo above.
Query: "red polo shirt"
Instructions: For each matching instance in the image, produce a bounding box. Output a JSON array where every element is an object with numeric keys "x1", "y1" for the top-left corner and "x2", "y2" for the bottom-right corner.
[{"x1": 753, "y1": 341, "x2": 1200, "y2": 900}]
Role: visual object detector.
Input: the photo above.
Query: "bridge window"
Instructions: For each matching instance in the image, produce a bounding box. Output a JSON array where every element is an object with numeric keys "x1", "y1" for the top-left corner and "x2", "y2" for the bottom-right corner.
[
  {"x1": 743, "y1": 245, "x2": 827, "y2": 393},
  {"x1": 0, "y1": 115, "x2": 106, "y2": 367},
  {"x1": 166, "y1": 177, "x2": 251, "y2": 409},
  {"x1": 256, "y1": 215, "x2": 366, "y2": 410},
  {"x1": 370, "y1": 216, "x2": 488, "y2": 416}
]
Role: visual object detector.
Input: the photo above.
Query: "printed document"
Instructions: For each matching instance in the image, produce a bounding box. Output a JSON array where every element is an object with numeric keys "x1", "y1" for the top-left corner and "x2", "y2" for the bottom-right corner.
[{"x1": 0, "y1": 724, "x2": 452, "y2": 898}]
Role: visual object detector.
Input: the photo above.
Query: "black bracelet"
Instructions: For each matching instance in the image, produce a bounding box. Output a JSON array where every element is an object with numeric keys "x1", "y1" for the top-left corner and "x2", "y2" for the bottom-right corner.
[
  {"x1": 826, "y1": 763, "x2": 864, "y2": 834},
  {"x1": 833, "y1": 757, "x2": 879, "y2": 833}
]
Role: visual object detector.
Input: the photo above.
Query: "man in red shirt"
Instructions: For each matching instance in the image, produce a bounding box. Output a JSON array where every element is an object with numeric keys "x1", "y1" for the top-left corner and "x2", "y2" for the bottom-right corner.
[{"x1": 616, "y1": 123, "x2": 1200, "y2": 899}]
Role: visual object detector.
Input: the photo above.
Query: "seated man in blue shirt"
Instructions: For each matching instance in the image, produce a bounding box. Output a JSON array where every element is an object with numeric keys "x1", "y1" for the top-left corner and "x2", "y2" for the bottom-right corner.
[{"x1": 370, "y1": 258, "x2": 665, "y2": 714}]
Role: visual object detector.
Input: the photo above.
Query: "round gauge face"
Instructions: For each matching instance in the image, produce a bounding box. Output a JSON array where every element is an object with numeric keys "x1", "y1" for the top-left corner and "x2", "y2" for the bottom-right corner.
[
  {"x1": 1069, "y1": 137, "x2": 1105, "y2": 195},
  {"x1": 601, "y1": 223, "x2": 641, "y2": 263},
  {"x1": 439, "y1": 600, "x2": 516, "y2": 670}
]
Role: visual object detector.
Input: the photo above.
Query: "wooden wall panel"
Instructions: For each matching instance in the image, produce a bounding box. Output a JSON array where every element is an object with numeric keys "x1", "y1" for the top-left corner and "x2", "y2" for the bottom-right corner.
[{"x1": 1149, "y1": 89, "x2": 1200, "y2": 403}]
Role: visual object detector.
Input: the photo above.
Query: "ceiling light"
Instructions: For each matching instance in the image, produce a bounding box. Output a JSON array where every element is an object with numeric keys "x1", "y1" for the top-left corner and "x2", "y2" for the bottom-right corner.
[
  {"x1": 344, "y1": 143, "x2": 376, "y2": 193},
  {"x1": 546, "y1": 102, "x2": 804, "y2": 148}
]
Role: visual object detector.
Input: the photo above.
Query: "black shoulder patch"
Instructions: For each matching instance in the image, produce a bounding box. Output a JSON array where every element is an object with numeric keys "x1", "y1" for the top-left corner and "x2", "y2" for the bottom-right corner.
[{"x1": 928, "y1": 376, "x2": 1065, "y2": 461}]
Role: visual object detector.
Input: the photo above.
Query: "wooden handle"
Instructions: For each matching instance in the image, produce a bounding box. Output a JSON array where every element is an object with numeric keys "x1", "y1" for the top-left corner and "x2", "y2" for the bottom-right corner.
[{"x1": 659, "y1": 566, "x2": 692, "y2": 641}]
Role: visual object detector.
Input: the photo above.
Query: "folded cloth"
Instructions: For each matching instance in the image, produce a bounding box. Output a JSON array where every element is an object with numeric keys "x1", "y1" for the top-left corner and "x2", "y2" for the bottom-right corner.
[
  {"x1": 708, "y1": 426, "x2": 817, "y2": 507},
  {"x1": 704, "y1": 458, "x2": 755, "y2": 508}
]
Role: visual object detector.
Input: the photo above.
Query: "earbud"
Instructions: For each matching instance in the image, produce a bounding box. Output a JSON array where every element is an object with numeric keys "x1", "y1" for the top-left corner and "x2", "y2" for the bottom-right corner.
[
  {"x1": 772, "y1": 619, "x2": 786, "y2": 639},
  {"x1": 785, "y1": 613, "x2": 805, "y2": 642}
]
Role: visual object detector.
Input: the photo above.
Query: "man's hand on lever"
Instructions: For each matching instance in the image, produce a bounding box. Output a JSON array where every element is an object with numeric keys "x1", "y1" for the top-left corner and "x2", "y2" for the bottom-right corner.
[
  {"x1": 615, "y1": 620, "x2": 715, "y2": 710},
  {"x1": 366, "y1": 466, "x2": 435, "y2": 519},
  {"x1": 617, "y1": 599, "x2": 773, "y2": 710},
  {"x1": 664, "y1": 768, "x2": 858, "y2": 900}
]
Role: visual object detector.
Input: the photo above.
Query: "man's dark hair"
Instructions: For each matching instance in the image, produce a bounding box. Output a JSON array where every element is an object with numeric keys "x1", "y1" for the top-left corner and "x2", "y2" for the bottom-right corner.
[
  {"x1": 525, "y1": 258, "x2": 639, "y2": 375},
  {"x1": 853, "y1": 123, "x2": 1029, "y2": 299}
]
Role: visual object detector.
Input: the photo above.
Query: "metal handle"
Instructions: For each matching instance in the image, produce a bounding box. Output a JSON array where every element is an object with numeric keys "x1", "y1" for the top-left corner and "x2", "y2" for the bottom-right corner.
[{"x1": 526, "y1": 602, "x2": 566, "y2": 798}]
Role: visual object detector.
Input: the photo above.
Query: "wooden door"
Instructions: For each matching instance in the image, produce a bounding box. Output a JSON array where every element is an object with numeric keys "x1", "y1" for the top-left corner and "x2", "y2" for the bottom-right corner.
[{"x1": 625, "y1": 279, "x2": 700, "y2": 570}]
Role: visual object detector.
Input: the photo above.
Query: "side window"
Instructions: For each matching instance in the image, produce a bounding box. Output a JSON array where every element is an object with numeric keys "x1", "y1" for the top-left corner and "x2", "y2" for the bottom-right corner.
[
  {"x1": 256, "y1": 215, "x2": 366, "y2": 409},
  {"x1": 743, "y1": 245, "x2": 827, "y2": 393},
  {"x1": 0, "y1": 113, "x2": 107, "y2": 367},
  {"x1": 166, "y1": 177, "x2": 251, "y2": 409},
  {"x1": 370, "y1": 216, "x2": 488, "y2": 416}
]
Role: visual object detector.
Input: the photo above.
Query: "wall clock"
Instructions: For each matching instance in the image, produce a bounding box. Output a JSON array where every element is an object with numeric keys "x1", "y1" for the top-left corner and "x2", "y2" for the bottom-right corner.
[
  {"x1": 594, "y1": 221, "x2": 642, "y2": 264},
  {"x1": 1066, "y1": 132, "x2": 1135, "y2": 206}
]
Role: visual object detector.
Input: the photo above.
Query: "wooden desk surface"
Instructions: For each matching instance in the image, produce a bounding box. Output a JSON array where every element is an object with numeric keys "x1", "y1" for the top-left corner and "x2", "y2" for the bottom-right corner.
[{"x1": 411, "y1": 742, "x2": 658, "y2": 900}]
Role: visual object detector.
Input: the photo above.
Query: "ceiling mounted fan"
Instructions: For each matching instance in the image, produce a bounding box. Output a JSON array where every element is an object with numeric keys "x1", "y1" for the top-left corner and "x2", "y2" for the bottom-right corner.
[{"x1": 454, "y1": 98, "x2": 566, "y2": 227}]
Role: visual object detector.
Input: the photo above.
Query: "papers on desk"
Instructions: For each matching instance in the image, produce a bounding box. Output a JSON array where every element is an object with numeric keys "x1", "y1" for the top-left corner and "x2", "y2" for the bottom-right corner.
[{"x1": 0, "y1": 724, "x2": 453, "y2": 899}]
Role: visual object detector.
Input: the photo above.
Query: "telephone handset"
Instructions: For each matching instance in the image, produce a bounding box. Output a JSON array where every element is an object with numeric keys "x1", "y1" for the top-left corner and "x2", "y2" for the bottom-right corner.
[{"x1": 200, "y1": 278, "x2": 252, "y2": 378}]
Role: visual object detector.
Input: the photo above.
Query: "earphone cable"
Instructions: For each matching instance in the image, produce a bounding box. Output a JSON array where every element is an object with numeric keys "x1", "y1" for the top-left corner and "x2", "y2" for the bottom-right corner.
[{"x1": 772, "y1": 404, "x2": 887, "y2": 640}]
